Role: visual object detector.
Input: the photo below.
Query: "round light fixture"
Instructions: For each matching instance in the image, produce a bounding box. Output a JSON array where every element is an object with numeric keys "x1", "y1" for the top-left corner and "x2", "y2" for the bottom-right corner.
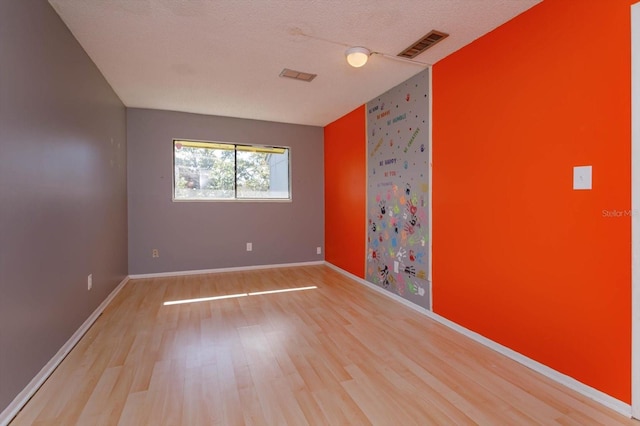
[{"x1": 345, "y1": 46, "x2": 371, "y2": 68}]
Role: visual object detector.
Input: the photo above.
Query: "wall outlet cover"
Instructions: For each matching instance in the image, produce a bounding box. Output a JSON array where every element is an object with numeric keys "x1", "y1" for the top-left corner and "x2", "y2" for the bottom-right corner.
[{"x1": 573, "y1": 165, "x2": 592, "y2": 190}]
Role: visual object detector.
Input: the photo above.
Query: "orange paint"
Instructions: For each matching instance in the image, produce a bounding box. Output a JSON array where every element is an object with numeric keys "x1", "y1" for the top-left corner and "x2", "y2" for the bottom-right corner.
[
  {"x1": 324, "y1": 106, "x2": 366, "y2": 277},
  {"x1": 433, "y1": 0, "x2": 633, "y2": 402}
]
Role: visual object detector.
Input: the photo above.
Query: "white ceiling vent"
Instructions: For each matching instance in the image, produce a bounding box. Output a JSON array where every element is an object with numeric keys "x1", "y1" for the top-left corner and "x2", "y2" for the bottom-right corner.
[
  {"x1": 397, "y1": 30, "x2": 449, "y2": 59},
  {"x1": 279, "y1": 68, "x2": 317, "y2": 82}
]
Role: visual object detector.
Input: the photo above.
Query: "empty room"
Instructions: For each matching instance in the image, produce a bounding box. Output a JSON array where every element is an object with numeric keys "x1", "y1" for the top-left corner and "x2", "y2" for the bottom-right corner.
[{"x1": 1, "y1": 0, "x2": 640, "y2": 424}]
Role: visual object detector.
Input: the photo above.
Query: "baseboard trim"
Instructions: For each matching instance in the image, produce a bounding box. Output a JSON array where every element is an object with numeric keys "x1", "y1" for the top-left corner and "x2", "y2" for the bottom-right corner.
[
  {"x1": 128, "y1": 261, "x2": 325, "y2": 279},
  {"x1": 324, "y1": 262, "x2": 633, "y2": 418},
  {"x1": 0, "y1": 276, "x2": 130, "y2": 426},
  {"x1": 3, "y1": 263, "x2": 631, "y2": 422}
]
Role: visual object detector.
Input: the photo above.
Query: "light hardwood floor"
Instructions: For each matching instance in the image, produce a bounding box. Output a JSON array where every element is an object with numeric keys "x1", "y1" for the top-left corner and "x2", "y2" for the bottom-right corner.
[{"x1": 10, "y1": 265, "x2": 637, "y2": 425}]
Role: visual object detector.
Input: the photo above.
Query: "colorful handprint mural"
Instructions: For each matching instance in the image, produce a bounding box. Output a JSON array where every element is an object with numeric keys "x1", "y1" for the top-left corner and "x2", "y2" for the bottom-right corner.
[{"x1": 366, "y1": 69, "x2": 430, "y2": 309}]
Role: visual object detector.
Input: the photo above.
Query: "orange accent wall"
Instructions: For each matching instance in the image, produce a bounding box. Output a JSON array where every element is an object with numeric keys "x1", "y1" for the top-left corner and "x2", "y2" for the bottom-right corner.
[
  {"x1": 324, "y1": 106, "x2": 366, "y2": 277},
  {"x1": 433, "y1": 0, "x2": 633, "y2": 402}
]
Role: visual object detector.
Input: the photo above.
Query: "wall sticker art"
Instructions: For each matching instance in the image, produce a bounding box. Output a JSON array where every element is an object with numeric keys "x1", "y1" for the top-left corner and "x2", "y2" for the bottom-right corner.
[{"x1": 366, "y1": 68, "x2": 430, "y2": 309}]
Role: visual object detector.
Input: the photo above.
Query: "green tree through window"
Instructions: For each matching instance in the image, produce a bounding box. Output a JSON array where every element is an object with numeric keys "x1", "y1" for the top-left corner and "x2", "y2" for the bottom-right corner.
[{"x1": 173, "y1": 140, "x2": 290, "y2": 200}]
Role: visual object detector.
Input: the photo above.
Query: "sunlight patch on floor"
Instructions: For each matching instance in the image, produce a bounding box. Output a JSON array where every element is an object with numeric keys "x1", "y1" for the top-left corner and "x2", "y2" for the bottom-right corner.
[{"x1": 163, "y1": 286, "x2": 317, "y2": 306}]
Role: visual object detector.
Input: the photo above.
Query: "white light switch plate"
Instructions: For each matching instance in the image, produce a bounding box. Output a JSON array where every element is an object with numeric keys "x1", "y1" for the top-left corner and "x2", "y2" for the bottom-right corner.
[{"x1": 573, "y1": 165, "x2": 592, "y2": 190}]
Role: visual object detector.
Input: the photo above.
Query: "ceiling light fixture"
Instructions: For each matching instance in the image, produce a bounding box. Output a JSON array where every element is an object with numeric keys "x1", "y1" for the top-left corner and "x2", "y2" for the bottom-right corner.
[
  {"x1": 292, "y1": 29, "x2": 433, "y2": 68},
  {"x1": 345, "y1": 46, "x2": 371, "y2": 68},
  {"x1": 345, "y1": 46, "x2": 430, "y2": 68}
]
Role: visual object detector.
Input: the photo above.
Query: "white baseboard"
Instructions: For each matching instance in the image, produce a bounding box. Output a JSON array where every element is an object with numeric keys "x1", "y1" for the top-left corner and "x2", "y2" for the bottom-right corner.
[
  {"x1": 324, "y1": 262, "x2": 633, "y2": 418},
  {"x1": 4, "y1": 263, "x2": 631, "y2": 423},
  {"x1": 128, "y1": 260, "x2": 325, "y2": 279},
  {"x1": 0, "y1": 276, "x2": 130, "y2": 426},
  {"x1": 1, "y1": 261, "x2": 324, "y2": 424}
]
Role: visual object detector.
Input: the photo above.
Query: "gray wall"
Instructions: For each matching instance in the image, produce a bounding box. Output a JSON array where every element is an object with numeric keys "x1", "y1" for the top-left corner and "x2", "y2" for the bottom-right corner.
[
  {"x1": 127, "y1": 108, "x2": 324, "y2": 275},
  {"x1": 366, "y1": 69, "x2": 431, "y2": 309},
  {"x1": 0, "y1": 0, "x2": 128, "y2": 415}
]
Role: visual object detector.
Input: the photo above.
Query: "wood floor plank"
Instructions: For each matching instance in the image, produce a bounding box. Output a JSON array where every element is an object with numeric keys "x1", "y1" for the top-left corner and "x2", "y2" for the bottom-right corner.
[{"x1": 9, "y1": 265, "x2": 637, "y2": 425}]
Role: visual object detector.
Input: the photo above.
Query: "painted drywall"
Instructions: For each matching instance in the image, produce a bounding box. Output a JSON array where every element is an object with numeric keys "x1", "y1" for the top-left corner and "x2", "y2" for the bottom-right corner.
[
  {"x1": 632, "y1": 3, "x2": 640, "y2": 417},
  {"x1": 127, "y1": 108, "x2": 324, "y2": 275},
  {"x1": 366, "y1": 69, "x2": 431, "y2": 309},
  {"x1": 0, "y1": 0, "x2": 128, "y2": 415},
  {"x1": 433, "y1": 0, "x2": 633, "y2": 402},
  {"x1": 324, "y1": 106, "x2": 366, "y2": 277}
]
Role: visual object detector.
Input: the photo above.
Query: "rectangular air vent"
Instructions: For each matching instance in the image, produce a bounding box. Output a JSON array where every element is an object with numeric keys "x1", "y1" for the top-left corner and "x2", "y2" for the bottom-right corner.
[
  {"x1": 397, "y1": 30, "x2": 449, "y2": 59},
  {"x1": 279, "y1": 68, "x2": 317, "y2": 82}
]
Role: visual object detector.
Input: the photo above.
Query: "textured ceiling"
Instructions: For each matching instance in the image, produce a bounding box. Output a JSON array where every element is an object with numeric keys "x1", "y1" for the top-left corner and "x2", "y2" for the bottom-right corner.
[{"x1": 49, "y1": 0, "x2": 541, "y2": 127}]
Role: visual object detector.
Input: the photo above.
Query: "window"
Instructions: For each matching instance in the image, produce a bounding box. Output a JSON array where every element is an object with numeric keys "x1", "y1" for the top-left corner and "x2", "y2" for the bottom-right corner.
[{"x1": 173, "y1": 140, "x2": 290, "y2": 200}]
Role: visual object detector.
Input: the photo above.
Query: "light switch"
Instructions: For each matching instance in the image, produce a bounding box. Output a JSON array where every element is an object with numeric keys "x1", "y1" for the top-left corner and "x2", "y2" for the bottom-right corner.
[
  {"x1": 573, "y1": 166, "x2": 592, "y2": 190},
  {"x1": 393, "y1": 261, "x2": 399, "y2": 273}
]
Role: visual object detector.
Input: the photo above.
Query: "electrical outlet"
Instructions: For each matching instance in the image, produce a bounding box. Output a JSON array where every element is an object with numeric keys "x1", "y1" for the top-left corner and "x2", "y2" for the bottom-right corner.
[
  {"x1": 246, "y1": 242, "x2": 252, "y2": 252},
  {"x1": 317, "y1": 246, "x2": 322, "y2": 255},
  {"x1": 152, "y1": 249, "x2": 159, "y2": 258},
  {"x1": 87, "y1": 274, "x2": 92, "y2": 291}
]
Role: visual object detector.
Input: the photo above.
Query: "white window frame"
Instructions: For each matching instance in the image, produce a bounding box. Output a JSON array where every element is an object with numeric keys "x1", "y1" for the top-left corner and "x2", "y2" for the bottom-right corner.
[{"x1": 172, "y1": 139, "x2": 292, "y2": 202}]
